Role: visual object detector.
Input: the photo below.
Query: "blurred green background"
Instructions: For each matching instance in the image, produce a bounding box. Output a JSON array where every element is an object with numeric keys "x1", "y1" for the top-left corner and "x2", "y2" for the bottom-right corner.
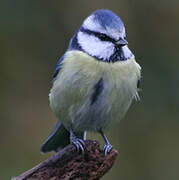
[{"x1": 1, "y1": 0, "x2": 179, "y2": 179}]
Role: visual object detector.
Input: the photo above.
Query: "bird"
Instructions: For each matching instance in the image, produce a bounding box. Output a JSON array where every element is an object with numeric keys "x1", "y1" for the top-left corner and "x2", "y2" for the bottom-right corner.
[{"x1": 40, "y1": 9, "x2": 141, "y2": 155}]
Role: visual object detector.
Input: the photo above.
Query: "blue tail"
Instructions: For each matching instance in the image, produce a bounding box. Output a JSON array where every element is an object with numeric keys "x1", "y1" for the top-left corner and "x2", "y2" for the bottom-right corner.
[{"x1": 40, "y1": 120, "x2": 84, "y2": 153}]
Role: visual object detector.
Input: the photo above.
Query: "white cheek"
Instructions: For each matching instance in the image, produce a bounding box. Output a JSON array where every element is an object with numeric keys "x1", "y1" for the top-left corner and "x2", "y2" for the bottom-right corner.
[{"x1": 77, "y1": 32, "x2": 115, "y2": 60}]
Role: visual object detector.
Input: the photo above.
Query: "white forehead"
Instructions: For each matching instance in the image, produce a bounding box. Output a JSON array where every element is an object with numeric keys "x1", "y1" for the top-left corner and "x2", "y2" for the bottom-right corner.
[{"x1": 83, "y1": 15, "x2": 125, "y2": 40}]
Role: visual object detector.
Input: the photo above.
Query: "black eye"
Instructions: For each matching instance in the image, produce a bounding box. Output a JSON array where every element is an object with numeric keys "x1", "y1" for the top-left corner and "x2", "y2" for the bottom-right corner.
[{"x1": 98, "y1": 34, "x2": 111, "y2": 41}]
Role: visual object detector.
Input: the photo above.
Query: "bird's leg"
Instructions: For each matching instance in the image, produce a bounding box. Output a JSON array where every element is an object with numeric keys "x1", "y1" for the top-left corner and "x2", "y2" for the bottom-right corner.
[
  {"x1": 99, "y1": 129, "x2": 113, "y2": 155},
  {"x1": 83, "y1": 131, "x2": 87, "y2": 140},
  {"x1": 69, "y1": 127, "x2": 85, "y2": 153}
]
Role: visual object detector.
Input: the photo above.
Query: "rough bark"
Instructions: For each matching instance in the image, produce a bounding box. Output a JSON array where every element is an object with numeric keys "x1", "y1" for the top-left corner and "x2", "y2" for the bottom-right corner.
[{"x1": 12, "y1": 140, "x2": 118, "y2": 180}]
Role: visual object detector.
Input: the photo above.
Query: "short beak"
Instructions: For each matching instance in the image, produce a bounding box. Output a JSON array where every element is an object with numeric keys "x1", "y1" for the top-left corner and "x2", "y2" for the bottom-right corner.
[{"x1": 116, "y1": 38, "x2": 128, "y2": 46}]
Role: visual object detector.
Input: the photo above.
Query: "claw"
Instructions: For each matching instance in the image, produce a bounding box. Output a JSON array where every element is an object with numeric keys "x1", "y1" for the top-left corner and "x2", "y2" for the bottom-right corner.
[
  {"x1": 69, "y1": 127, "x2": 85, "y2": 153},
  {"x1": 99, "y1": 129, "x2": 113, "y2": 156},
  {"x1": 71, "y1": 137, "x2": 85, "y2": 153},
  {"x1": 77, "y1": 140, "x2": 84, "y2": 152},
  {"x1": 104, "y1": 143, "x2": 113, "y2": 156},
  {"x1": 72, "y1": 140, "x2": 79, "y2": 151},
  {"x1": 78, "y1": 138, "x2": 85, "y2": 146}
]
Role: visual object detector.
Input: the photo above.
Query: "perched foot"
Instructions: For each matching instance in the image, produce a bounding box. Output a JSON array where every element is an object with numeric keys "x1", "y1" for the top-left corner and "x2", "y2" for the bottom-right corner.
[
  {"x1": 103, "y1": 142, "x2": 113, "y2": 156},
  {"x1": 70, "y1": 128, "x2": 85, "y2": 153},
  {"x1": 99, "y1": 129, "x2": 113, "y2": 156}
]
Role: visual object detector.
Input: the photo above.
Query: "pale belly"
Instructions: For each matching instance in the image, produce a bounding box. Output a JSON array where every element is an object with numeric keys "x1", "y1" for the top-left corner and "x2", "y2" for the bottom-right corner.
[{"x1": 49, "y1": 51, "x2": 141, "y2": 132}]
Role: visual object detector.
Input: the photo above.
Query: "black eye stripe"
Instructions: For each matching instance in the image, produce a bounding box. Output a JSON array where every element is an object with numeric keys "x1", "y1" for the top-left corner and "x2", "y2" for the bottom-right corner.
[
  {"x1": 80, "y1": 27, "x2": 116, "y2": 43},
  {"x1": 98, "y1": 34, "x2": 113, "y2": 42}
]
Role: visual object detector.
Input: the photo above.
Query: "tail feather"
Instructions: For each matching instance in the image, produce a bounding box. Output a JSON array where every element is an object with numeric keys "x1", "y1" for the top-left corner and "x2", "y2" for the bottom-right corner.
[
  {"x1": 40, "y1": 120, "x2": 84, "y2": 153},
  {"x1": 40, "y1": 121, "x2": 70, "y2": 153}
]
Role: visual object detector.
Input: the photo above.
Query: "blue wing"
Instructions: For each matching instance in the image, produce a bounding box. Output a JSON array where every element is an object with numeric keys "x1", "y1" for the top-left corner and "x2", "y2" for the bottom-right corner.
[{"x1": 53, "y1": 54, "x2": 65, "y2": 81}]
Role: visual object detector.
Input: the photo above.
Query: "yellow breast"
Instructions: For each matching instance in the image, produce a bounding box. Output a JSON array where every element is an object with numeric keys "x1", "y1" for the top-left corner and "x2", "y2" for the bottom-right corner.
[
  {"x1": 50, "y1": 50, "x2": 141, "y2": 131},
  {"x1": 59, "y1": 50, "x2": 140, "y2": 83}
]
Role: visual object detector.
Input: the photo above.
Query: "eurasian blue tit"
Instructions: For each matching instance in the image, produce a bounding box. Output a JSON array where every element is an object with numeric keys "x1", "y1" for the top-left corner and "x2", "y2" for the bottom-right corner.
[{"x1": 41, "y1": 9, "x2": 141, "y2": 155}]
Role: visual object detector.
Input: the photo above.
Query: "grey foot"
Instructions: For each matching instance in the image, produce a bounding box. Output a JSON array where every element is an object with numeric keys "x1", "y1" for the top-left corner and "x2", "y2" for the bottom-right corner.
[
  {"x1": 103, "y1": 143, "x2": 113, "y2": 156},
  {"x1": 69, "y1": 127, "x2": 85, "y2": 153},
  {"x1": 70, "y1": 136, "x2": 85, "y2": 153},
  {"x1": 99, "y1": 129, "x2": 113, "y2": 156}
]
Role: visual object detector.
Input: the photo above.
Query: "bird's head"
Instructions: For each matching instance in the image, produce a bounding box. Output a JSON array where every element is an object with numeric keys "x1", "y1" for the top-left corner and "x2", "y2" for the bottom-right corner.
[{"x1": 70, "y1": 9, "x2": 134, "y2": 62}]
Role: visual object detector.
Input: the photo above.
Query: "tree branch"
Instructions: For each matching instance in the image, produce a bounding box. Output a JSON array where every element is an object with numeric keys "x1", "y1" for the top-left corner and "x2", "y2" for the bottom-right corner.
[{"x1": 12, "y1": 140, "x2": 118, "y2": 180}]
